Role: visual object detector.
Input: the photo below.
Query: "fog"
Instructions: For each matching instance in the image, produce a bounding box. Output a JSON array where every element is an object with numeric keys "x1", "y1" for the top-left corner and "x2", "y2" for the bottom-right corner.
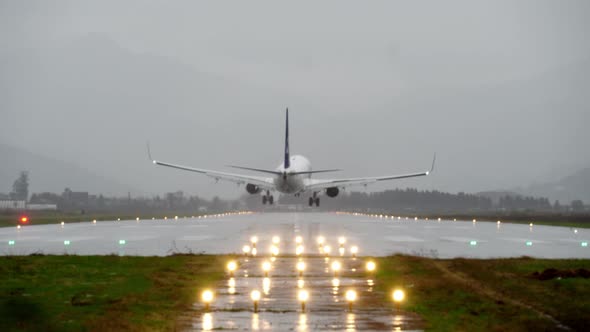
[{"x1": 1, "y1": 1, "x2": 589, "y2": 199}]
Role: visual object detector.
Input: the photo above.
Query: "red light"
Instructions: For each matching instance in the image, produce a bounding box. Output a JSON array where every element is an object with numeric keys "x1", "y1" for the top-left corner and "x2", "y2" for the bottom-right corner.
[{"x1": 20, "y1": 216, "x2": 28, "y2": 223}]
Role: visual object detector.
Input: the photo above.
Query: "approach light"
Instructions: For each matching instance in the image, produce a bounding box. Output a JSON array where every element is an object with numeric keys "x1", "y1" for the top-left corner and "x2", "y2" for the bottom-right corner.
[
  {"x1": 271, "y1": 245, "x2": 280, "y2": 256},
  {"x1": 526, "y1": 241, "x2": 533, "y2": 246},
  {"x1": 242, "y1": 245, "x2": 251, "y2": 255},
  {"x1": 251, "y1": 248, "x2": 258, "y2": 256},
  {"x1": 251, "y1": 290, "x2": 261, "y2": 312},
  {"x1": 331, "y1": 261, "x2": 342, "y2": 277},
  {"x1": 339, "y1": 247, "x2": 345, "y2": 256},
  {"x1": 366, "y1": 261, "x2": 376, "y2": 272},
  {"x1": 93, "y1": 219, "x2": 96, "y2": 224},
  {"x1": 262, "y1": 261, "x2": 271, "y2": 277},
  {"x1": 298, "y1": 289, "x2": 309, "y2": 312},
  {"x1": 175, "y1": 216, "x2": 178, "y2": 220},
  {"x1": 297, "y1": 279, "x2": 305, "y2": 288},
  {"x1": 297, "y1": 261, "x2": 306, "y2": 277},
  {"x1": 64, "y1": 240, "x2": 71, "y2": 246},
  {"x1": 263, "y1": 277, "x2": 271, "y2": 295},
  {"x1": 201, "y1": 290, "x2": 214, "y2": 311},
  {"x1": 8, "y1": 240, "x2": 15, "y2": 246},
  {"x1": 470, "y1": 240, "x2": 477, "y2": 246},
  {"x1": 61, "y1": 221, "x2": 65, "y2": 226},
  {"x1": 332, "y1": 278, "x2": 340, "y2": 288},
  {"x1": 473, "y1": 219, "x2": 477, "y2": 223},
  {"x1": 296, "y1": 245, "x2": 304, "y2": 256},
  {"x1": 119, "y1": 240, "x2": 126, "y2": 245},
  {"x1": 582, "y1": 242, "x2": 588, "y2": 247},
  {"x1": 529, "y1": 223, "x2": 533, "y2": 227},
  {"x1": 250, "y1": 236, "x2": 258, "y2": 245},
  {"x1": 227, "y1": 261, "x2": 237, "y2": 276},
  {"x1": 17, "y1": 225, "x2": 21, "y2": 229},
  {"x1": 323, "y1": 245, "x2": 332, "y2": 256},
  {"x1": 392, "y1": 289, "x2": 405, "y2": 310},
  {"x1": 317, "y1": 236, "x2": 325, "y2": 245},
  {"x1": 338, "y1": 237, "x2": 346, "y2": 245},
  {"x1": 295, "y1": 235, "x2": 303, "y2": 244},
  {"x1": 350, "y1": 246, "x2": 359, "y2": 258},
  {"x1": 228, "y1": 278, "x2": 236, "y2": 294},
  {"x1": 272, "y1": 236, "x2": 280, "y2": 244},
  {"x1": 345, "y1": 290, "x2": 357, "y2": 312},
  {"x1": 136, "y1": 217, "x2": 140, "y2": 221}
]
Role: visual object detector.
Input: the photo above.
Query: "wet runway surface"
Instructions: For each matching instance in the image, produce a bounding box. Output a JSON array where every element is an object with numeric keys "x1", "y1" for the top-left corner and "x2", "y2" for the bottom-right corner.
[
  {"x1": 1, "y1": 212, "x2": 589, "y2": 258},
  {"x1": 180, "y1": 255, "x2": 423, "y2": 331}
]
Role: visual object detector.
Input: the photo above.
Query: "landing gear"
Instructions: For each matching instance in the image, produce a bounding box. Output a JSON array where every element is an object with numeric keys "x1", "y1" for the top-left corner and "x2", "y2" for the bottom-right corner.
[
  {"x1": 309, "y1": 193, "x2": 320, "y2": 207},
  {"x1": 262, "y1": 191, "x2": 274, "y2": 205}
]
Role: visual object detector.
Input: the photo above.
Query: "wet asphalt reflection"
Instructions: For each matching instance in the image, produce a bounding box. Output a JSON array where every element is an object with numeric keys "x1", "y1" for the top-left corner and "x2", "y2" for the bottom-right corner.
[{"x1": 186, "y1": 247, "x2": 423, "y2": 330}]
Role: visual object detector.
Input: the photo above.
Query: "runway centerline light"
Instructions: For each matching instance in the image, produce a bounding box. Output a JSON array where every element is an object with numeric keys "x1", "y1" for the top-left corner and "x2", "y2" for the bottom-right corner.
[
  {"x1": 251, "y1": 290, "x2": 261, "y2": 312},
  {"x1": 17, "y1": 225, "x2": 21, "y2": 229},
  {"x1": 263, "y1": 277, "x2": 271, "y2": 295},
  {"x1": 392, "y1": 289, "x2": 405, "y2": 311},
  {"x1": 366, "y1": 261, "x2": 376, "y2": 273},
  {"x1": 295, "y1": 235, "x2": 303, "y2": 244},
  {"x1": 298, "y1": 289, "x2": 309, "y2": 312},
  {"x1": 323, "y1": 245, "x2": 331, "y2": 256},
  {"x1": 201, "y1": 290, "x2": 214, "y2": 311},
  {"x1": 297, "y1": 279, "x2": 305, "y2": 288},
  {"x1": 345, "y1": 290, "x2": 357, "y2": 312},
  {"x1": 242, "y1": 245, "x2": 251, "y2": 255}
]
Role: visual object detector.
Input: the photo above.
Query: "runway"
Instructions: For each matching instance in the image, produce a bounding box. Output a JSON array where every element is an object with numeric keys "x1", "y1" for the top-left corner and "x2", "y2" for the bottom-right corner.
[{"x1": 1, "y1": 212, "x2": 588, "y2": 258}]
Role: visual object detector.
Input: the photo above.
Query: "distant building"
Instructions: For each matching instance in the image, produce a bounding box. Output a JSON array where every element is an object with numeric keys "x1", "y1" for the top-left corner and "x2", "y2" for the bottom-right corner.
[
  {"x1": 27, "y1": 204, "x2": 58, "y2": 211},
  {"x1": 0, "y1": 200, "x2": 26, "y2": 210}
]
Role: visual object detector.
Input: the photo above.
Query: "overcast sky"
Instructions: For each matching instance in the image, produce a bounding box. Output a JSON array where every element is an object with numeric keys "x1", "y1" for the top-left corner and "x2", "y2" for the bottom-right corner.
[{"x1": 1, "y1": 1, "x2": 589, "y2": 198}]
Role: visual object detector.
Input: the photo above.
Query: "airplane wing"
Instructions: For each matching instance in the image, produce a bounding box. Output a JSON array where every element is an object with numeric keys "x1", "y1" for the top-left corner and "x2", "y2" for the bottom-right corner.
[
  {"x1": 147, "y1": 145, "x2": 275, "y2": 190},
  {"x1": 305, "y1": 154, "x2": 436, "y2": 191}
]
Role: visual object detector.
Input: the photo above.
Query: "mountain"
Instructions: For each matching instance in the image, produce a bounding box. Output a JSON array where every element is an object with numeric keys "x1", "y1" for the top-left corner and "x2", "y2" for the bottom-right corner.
[
  {"x1": 0, "y1": 144, "x2": 138, "y2": 197},
  {"x1": 521, "y1": 167, "x2": 590, "y2": 204}
]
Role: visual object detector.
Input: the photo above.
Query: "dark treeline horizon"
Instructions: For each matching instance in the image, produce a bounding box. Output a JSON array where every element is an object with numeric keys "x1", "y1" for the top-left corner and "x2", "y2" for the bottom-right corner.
[{"x1": 13, "y1": 187, "x2": 587, "y2": 216}]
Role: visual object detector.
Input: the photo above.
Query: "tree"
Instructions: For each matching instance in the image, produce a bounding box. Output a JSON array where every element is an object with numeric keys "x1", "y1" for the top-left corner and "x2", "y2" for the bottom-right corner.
[
  {"x1": 571, "y1": 200, "x2": 585, "y2": 212},
  {"x1": 10, "y1": 171, "x2": 29, "y2": 201}
]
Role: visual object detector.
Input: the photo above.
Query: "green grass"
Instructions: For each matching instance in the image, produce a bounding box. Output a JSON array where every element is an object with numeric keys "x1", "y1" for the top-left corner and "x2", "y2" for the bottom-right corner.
[
  {"x1": 0, "y1": 255, "x2": 226, "y2": 331},
  {"x1": 375, "y1": 256, "x2": 590, "y2": 331}
]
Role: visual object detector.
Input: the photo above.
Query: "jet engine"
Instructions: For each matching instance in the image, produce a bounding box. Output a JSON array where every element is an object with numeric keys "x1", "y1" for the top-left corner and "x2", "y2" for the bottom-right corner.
[
  {"x1": 246, "y1": 184, "x2": 261, "y2": 194},
  {"x1": 326, "y1": 187, "x2": 339, "y2": 198}
]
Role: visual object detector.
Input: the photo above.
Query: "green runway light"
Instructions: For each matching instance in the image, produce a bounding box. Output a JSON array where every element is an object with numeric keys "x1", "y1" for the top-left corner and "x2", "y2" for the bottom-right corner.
[
  {"x1": 469, "y1": 240, "x2": 477, "y2": 246},
  {"x1": 582, "y1": 242, "x2": 588, "y2": 247},
  {"x1": 8, "y1": 240, "x2": 15, "y2": 246},
  {"x1": 64, "y1": 240, "x2": 71, "y2": 246},
  {"x1": 526, "y1": 241, "x2": 533, "y2": 246},
  {"x1": 119, "y1": 240, "x2": 126, "y2": 245}
]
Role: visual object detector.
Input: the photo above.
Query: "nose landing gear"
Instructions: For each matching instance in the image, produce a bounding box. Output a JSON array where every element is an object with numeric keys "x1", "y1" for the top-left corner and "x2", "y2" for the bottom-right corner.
[
  {"x1": 262, "y1": 191, "x2": 274, "y2": 205},
  {"x1": 308, "y1": 193, "x2": 320, "y2": 207}
]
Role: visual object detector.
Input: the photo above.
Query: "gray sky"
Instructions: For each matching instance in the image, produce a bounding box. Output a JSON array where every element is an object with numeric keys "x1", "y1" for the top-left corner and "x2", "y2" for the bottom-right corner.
[{"x1": 1, "y1": 0, "x2": 589, "y2": 198}]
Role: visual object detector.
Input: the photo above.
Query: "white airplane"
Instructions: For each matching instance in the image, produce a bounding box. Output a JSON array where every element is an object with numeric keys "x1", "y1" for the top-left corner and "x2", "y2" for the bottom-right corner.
[{"x1": 148, "y1": 109, "x2": 435, "y2": 207}]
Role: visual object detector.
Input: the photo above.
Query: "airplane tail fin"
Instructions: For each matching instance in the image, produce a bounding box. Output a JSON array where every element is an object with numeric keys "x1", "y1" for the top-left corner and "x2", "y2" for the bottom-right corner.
[{"x1": 284, "y1": 108, "x2": 290, "y2": 169}]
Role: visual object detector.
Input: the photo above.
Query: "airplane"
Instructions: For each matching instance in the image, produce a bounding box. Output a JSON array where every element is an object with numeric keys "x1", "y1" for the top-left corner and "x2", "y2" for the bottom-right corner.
[{"x1": 148, "y1": 108, "x2": 435, "y2": 207}]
